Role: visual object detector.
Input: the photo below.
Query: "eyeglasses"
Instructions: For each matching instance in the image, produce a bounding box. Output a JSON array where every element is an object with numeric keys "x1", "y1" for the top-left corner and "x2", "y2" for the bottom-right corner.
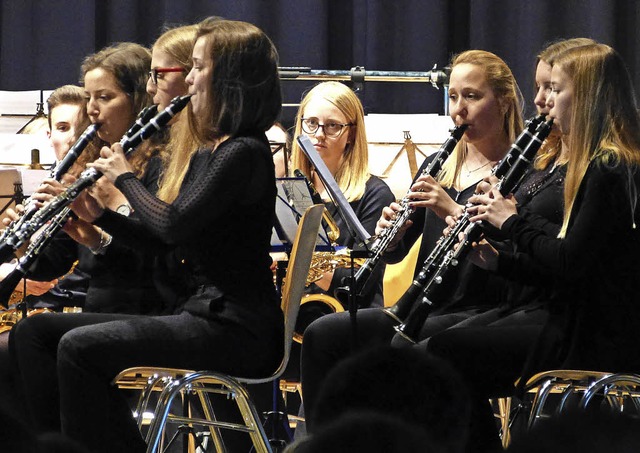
[
  {"x1": 148, "y1": 67, "x2": 185, "y2": 85},
  {"x1": 301, "y1": 118, "x2": 353, "y2": 138}
]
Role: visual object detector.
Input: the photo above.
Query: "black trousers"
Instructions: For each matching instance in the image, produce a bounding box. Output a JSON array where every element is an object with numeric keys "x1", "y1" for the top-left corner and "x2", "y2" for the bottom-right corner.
[
  {"x1": 10, "y1": 310, "x2": 283, "y2": 453},
  {"x1": 424, "y1": 324, "x2": 543, "y2": 452}
]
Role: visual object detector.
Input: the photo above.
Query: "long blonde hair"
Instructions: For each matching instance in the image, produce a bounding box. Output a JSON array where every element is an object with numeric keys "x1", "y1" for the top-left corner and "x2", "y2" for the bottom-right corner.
[
  {"x1": 438, "y1": 50, "x2": 524, "y2": 188},
  {"x1": 534, "y1": 38, "x2": 597, "y2": 170},
  {"x1": 290, "y1": 81, "x2": 369, "y2": 202},
  {"x1": 554, "y1": 43, "x2": 640, "y2": 237},
  {"x1": 153, "y1": 24, "x2": 198, "y2": 203}
]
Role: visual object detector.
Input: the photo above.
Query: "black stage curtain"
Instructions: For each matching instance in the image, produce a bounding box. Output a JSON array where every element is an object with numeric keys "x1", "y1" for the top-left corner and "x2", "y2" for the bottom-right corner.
[{"x1": 1, "y1": 0, "x2": 639, "y2": 123}]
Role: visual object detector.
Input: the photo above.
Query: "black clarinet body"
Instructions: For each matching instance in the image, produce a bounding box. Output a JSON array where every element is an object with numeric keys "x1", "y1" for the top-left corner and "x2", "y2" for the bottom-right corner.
[
  {"x1": 0, "y1": 96, "x2": 190, "y2": 267},
  {"x1": 382, "y1": 115, "x2": 545, "y2": 324},
  {"x1": 394, "y1": 118, "x2": 554, "y2": 344},
  {"x1": 334, "y1": 123, "x2": 468, "y2": 307}
]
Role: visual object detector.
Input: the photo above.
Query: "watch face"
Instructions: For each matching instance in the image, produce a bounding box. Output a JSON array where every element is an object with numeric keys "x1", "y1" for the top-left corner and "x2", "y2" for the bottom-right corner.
[{"x1": 116, "y1": 204, "x2": 132, "y2": 216}]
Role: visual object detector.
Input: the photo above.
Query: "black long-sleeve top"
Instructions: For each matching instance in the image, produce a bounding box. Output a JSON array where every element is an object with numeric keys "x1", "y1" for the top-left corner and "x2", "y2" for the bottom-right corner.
[
  {"x1": 382, "y1": 153, "x2": 491, "y2": 311},
  {"x1": 97, "y1": 134, "x2": 280, "y2": 323},
  {"x1": 25, "y1": 156, "x2": 163, "y2": 313},
  {"x1": 502, "y1": 159, "x2": 640, "y2": 374}
]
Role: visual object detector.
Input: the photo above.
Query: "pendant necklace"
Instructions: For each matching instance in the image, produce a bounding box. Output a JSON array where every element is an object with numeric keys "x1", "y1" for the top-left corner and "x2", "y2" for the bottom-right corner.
[{"x1": 464, "y1": 160, "x2": 492, "y2": 178}]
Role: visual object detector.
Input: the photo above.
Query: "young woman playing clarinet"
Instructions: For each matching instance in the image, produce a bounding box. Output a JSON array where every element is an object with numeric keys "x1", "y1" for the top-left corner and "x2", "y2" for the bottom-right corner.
[
  {"x1": 427, "y1": 42, "x2": 640, "y2": 451},
  {"x1": 11, "y1": 17, "x2": 283, "y2": 452},
  {"x1": 300, "y1": 50, "x2": 524, "y2": 434}
]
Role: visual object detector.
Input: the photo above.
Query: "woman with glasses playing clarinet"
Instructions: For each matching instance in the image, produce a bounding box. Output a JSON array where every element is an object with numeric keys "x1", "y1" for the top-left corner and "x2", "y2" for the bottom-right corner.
[
  {"x1": 11, "y1": 18, "x2": 284, "y2": 452},
  {"x1": 300, "y1": 50, "x2": 524, "y2": 437},
  {"x1": 425, "y1": 42, "x2": 640, "y2": 451}
]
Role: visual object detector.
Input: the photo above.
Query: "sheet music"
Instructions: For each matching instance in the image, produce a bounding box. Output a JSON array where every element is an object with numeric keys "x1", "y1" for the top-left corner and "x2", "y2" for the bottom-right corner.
[
  {"x1": 272, "y1": 177, "x2": 332, "y2": 250},
  {"x1": 296, "y1": 135, "x2": 371, "y2": 245}
]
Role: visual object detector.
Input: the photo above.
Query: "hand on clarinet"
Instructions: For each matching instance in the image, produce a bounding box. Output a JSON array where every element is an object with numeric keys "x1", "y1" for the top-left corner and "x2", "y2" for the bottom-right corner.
[
  {"x1": 467, "y1": 187, "x2": 518, "y2": 230},
  {"x1": 87, "y1": 143, "x2": 133, "y2": 183},
  {"x1": 375, "y1": 202, "x2": 412, "y2": 251},
  {"x1": 474, "y1": 175, "x2": 500, "y2": 195},
  {"x1": 407, "y1": 174, "x2": 462, "y2": 219},
  {"x1": 2, "y1": 205, "x2": 23, "y2": 226},
  {"x1": 443, "y1": 215, "x2": 499, "y2": 271},
  {"x1": 69, "y1": 187, "x2": 104, "y2": 223},
  {"x1": 30, "y1": 177, "x2": 71, "y2": 208},
  {"x1": 63, "y1": 218, "x2": 105, "y2": 250}
]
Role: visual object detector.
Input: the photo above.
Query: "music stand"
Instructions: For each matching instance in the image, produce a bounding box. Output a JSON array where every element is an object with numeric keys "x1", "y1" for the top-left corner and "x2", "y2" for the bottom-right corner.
[
  {"x1": 296, "y1": 135, "x2": 372, "y2": 349},
  {"x1": 16, "y1": 91, "x2": 47, "y2": 134}
]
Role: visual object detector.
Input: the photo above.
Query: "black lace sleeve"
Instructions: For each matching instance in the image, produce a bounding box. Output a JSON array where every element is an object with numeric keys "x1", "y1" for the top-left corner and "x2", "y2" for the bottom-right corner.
[{"x1": 105, "y1": 137, "x2": 270, "y2": 247}]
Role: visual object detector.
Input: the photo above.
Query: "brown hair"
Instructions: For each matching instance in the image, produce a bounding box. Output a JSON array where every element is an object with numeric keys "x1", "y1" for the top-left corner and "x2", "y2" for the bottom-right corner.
[
  {"x1": 553, "y1": 44, "x2": 640, "y2": 236},
  {"x1": 188, "y1": 17, "x2": 282, "y2": 144},
  {"x1": 47, "y1": 85, "x2": 99, "y2": 176},
  {"x1": 81, "y1": 42, "x2": 153, "y2": 176}
]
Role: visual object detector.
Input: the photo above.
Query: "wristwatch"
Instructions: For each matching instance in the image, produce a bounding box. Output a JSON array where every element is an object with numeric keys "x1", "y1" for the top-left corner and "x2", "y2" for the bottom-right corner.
[{"x1": 116, "y1": 204, "x2": 132, "y2": 217}]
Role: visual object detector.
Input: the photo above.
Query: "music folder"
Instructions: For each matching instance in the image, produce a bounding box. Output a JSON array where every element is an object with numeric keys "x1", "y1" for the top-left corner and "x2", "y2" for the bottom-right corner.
[
  {"x1": 271, "y1": 177, "x2": 333, "y2": 252},
  {"x1": 296, "y1": 135, "x2": 371, "y2": 256}
]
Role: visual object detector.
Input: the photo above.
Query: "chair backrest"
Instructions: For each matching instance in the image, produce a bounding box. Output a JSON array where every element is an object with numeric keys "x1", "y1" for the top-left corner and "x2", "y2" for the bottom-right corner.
[
  {"x1": 383, "y1": 234, "x2": 422, "y2": 307},
  {"x1": 274, "y1": 204, "x2": 324, "y2": 379}
]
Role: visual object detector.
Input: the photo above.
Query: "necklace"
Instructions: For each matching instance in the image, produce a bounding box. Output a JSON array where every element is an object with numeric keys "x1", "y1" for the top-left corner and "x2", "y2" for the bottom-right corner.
[{"x1": 463, "y1": 160, "x2": 493, "y2": 178}]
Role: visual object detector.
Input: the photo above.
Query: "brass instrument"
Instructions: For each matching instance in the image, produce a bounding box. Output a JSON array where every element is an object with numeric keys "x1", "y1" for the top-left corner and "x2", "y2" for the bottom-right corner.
[
  {"x1": 292, "y1": 249, "x2": 366, "y2": 343},
  {"x1": 0, "y1": 307, "x2": 52, "y2": 334}
]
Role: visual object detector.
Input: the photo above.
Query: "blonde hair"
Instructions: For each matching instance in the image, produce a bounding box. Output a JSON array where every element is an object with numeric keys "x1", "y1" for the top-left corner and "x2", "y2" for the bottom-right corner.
[
  {"x1": 553, "y1": 43, "x2": 640, "y2": 237},
  {"x1": 153, "y1": 24, "x2": 198, "y2": 203},
  {"x1": 534, "y1": 38, "x2": 597, "y2": 170},
  {"x1": 438, "y1": 50, "x2": 524, "y2": 188},
  {"x1": 290, "y1": 81, "x2": 369, "y2": 202}
]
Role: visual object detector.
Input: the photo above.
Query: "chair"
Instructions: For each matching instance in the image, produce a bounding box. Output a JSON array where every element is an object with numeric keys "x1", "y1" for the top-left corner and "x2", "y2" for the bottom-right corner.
[
  {"x1": 497, "y1": 369, "x2": 613, "y2": 448},
  {"x1": 113, "y1": 204, "x2": 325, "y2": 453},
  {"x1": 382, "y1": 234, "x2": 422, "y2": 307},
  {"x1": 580, "y1": 372, "x2": 640, "y2": 413}
]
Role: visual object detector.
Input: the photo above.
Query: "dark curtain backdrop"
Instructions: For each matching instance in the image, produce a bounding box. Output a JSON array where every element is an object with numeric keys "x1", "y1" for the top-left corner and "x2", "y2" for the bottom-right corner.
[{"x1": 2, "y1": 0, "x2": 640, "y2": 125}]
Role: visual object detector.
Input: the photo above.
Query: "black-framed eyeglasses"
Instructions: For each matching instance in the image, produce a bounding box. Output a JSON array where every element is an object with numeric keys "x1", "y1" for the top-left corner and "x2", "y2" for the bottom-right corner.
[
  {"x1": 148, "y1": 67, "x2": 185, "y2": 85},
  {"x1": 301, "y1": 118, "x2": 353, "y2": 138}
]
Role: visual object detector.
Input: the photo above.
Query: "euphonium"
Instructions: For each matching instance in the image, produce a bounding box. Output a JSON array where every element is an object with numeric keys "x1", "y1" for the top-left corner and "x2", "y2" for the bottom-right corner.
[
  {"x1": 383, "y1": 114, "x2": 546, "y2": 324},
  {"x1": 334, "y1": 123, "x2": 468, "y2": 306},
  {"x1": 0, "y1": 95, "x2": 190, "y2": 264},
  {"x1": 393, "y1": 118, "x2": 554, "y2": 345}
]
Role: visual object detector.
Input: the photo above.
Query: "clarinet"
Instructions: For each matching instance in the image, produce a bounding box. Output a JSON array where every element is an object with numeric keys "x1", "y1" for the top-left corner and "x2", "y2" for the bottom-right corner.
[
  {"x1": 0, "y1": 122, "x2": 103, "y2": 250},
  {"x1": 0, "y1": 106, "x2": 160, "y2": 308},
  {"x1": 334, "y1": 123, "x2": 468, "y2": 305},
  {"x1": 394, "y1": 118, "x2": 554, "y2": 344},
  {"x1": 0, "y1": 95, "x2": 190, "y2": 265},
  {"x1": 382, "y1": 114, "x2": 546, "y2": 323}
]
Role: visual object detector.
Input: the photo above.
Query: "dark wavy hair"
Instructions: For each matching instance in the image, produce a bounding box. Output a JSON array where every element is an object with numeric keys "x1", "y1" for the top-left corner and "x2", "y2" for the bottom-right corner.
[{"x1": 80, "y1": 42, "x2": 152, "y2": 116}]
